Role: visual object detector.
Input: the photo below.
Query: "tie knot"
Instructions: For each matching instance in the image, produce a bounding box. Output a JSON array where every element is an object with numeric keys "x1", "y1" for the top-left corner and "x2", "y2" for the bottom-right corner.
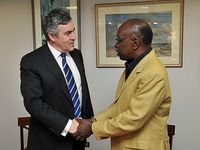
[{"x1": 61, "y1": 52, "x2": 66, "y2": 58}]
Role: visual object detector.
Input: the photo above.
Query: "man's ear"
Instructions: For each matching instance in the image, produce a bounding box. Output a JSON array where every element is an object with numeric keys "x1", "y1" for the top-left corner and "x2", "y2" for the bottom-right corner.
[
  {"x1": 130, "y1": 35, "x2": 139, "y2": 50},
  {"x1": 48, "y1": 32, "x2": 56, "y2": 42}
]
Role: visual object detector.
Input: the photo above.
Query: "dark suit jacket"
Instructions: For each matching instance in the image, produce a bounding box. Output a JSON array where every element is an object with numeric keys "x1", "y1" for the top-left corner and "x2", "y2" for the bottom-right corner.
[{"x1": 20, "y1": 44, "x2": 94, "y2": 150}]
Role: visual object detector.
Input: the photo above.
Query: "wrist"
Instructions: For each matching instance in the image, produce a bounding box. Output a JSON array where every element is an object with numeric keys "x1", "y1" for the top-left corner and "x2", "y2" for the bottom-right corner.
[{"x1": 91, "y1": 117, "x2": 97, "y2": 123}]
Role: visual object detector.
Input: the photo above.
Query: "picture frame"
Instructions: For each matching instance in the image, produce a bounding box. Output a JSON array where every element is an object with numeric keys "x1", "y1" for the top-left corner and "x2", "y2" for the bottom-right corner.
[
  {"x1": 31, "y1": 0, "x2": 81, "y2": 49},
  {"x1": 95, "y1": 0, "x2": 184, "y2": 67}
]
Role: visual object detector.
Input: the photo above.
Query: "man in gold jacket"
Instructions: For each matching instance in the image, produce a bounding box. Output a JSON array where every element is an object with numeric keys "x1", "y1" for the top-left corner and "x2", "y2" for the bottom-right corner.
[{"x1": 74, "y1": 19, "x2": 171, "y2": 150}]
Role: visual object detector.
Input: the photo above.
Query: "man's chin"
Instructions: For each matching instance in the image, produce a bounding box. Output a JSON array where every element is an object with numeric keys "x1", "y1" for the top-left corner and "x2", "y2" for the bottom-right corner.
[
  {"x1": 69, "y1": 47, "x2": 75, "y2": 51},
  {"x1": 118, "y1": 55, "x2": 126, "y2": 61}
]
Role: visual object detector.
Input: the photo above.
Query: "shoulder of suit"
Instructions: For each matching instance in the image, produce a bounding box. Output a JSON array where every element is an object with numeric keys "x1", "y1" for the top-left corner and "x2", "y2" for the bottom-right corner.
[
  {"x1": 70, "y1": 48, "x2": 82, "y2": 56},
  {"x1": 71, "y1": 48, "x2": 81, "y2": 53},
  {"x1": 21, "y1": 44, "x2": 48, "y2": 61}
]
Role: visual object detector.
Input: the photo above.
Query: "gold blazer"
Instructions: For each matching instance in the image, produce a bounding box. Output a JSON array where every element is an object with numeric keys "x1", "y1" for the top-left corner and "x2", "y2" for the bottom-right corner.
[{"x1": 92, "y1": 50, "x2": 171, "y2": 150}]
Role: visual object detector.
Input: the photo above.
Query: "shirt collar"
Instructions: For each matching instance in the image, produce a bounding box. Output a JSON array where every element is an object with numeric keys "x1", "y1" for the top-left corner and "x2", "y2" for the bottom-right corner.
[
  {"x1": 125, "y1": 47, "x2": 152, "y2": 80},
  {"x1": 47, "y1": 42, "x2": 61, "y2": 59},
  {"x1": 47, "y1": 42, "x2": 70, "y2": 59}
]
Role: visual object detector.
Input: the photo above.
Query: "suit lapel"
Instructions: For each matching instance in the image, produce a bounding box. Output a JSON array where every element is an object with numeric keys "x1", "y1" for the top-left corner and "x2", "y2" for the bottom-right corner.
[
  {"x1": 70, "y1": 50, "x2": 87, "y2": 109},
  {"x1": 39, "y1": 44, "x2": 72, "y2": 104},
  {"x1": 70, "y1": 50, "x2": 83, "y2": 77},
  {"x1": 115, "y1": 50, "x2": 156, "y2": 100},
  {"x1": 70, "y1": 49, "x2": 90, "y2": 112},
  {"x1": 115, "y1": 69, "x2": 138, "y2": 100}
]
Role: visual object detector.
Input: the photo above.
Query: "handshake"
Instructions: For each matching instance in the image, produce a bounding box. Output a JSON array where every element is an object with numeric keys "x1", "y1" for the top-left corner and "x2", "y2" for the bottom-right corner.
[{"x1": 69, "y1": 118, "x2": 95, "y2": 141}]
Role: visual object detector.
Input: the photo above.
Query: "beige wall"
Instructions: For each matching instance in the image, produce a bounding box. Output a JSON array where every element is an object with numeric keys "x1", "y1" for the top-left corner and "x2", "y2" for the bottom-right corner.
[
  {"x1": 0, "y1": 0, "x2": 32, "y2": 149},
  {"x1": 0, "y1": 0, "x2": 200, "y2": 150}
]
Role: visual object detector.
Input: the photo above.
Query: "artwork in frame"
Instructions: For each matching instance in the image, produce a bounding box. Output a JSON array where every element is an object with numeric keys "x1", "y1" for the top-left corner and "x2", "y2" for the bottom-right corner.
[
  {"x1": 31, "y1": 0, "x2": 80, "y2": 49},
  {"x1": 95, "y1": 0, "x2": 184, "y2": 68}
]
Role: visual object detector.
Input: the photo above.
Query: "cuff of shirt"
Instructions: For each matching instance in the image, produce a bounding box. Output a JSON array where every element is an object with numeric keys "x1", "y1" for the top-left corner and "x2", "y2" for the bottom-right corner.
[{"x1": 61, "y1": 119, "x2": 72, "y2": 137}]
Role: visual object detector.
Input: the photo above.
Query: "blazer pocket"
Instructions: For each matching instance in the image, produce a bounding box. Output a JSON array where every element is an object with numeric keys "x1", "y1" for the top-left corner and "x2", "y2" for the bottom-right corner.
[{"x1": 125, "y1": 141, "x2": 149, "y2": 150}]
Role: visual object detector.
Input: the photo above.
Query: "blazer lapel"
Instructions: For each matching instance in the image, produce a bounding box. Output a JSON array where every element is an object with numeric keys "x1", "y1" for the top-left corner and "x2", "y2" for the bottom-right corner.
[
  {"x1": 115, "y1": 50, "x2": 156, "y2": 100},
  {"x1": 115, "y1": 68, "x2": 138, "y2": 100},
  {"x1": 39, "y1": 45, "x2": 72, "y2": 104}
]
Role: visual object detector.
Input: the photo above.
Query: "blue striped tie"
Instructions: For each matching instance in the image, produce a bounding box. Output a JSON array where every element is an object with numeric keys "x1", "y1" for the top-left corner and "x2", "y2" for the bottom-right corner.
[{"x1": 61, "y1": 52, "x2": 81, "y2": 117}]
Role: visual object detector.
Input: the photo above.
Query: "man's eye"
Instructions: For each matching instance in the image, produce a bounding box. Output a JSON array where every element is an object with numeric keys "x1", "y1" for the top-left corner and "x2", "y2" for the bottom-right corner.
[
  {"x1": 65, "y1": 32, "x2": 71, "y2": 36},
  {"x1": 116, "y1": 38, "x2": 122, "y2": 42},
  {"x1": 65, "y1": 30, "x2": 75, "y2": 36}
]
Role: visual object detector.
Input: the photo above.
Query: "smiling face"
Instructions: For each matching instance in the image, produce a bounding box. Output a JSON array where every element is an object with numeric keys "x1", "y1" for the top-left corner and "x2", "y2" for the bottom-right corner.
[{"x1": 48, "y1": 21, "x2": 76, "y2": 52}]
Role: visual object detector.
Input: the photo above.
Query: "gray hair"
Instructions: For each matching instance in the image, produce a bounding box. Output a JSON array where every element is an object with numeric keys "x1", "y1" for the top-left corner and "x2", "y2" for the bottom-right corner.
[{"x1": 42, "y1": 8, "x2": 71, "y2": 41}]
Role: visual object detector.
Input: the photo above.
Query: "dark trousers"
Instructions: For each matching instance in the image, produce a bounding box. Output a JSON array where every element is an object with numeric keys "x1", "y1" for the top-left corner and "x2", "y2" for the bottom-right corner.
[{"x1": 72, "y1": 140, "x2": 85, "y2": 150}]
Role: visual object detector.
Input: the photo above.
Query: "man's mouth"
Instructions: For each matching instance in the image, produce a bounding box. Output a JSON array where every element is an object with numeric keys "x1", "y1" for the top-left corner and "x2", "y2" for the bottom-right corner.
[{"x1": 115, "y1": 49, "x2": 119, "y2": 55}]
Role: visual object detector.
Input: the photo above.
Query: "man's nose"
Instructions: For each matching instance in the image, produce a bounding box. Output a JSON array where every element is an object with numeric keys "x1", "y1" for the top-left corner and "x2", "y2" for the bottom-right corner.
[{"x1": 71, "y1": 32, "x2": 76, "y2": 40}]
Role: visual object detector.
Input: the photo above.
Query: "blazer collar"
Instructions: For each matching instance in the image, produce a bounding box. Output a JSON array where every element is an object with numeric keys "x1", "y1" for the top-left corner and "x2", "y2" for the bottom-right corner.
[{"x1": 115, "y1": 50, "x2": 156, "y2": 99}]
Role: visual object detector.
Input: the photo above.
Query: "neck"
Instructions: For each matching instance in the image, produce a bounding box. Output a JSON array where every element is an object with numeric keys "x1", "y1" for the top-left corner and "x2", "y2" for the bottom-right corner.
[
  {"x1": 48, "y1": 41, "x2": 63, "y2": 52},
  {"x1": 133, "y1": 45, "x2": 151, "y2": 59}
]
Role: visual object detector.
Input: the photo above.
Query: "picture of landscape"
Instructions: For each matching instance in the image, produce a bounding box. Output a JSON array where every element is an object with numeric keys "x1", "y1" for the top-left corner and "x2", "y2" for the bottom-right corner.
[
  {"x1": 105, "y1": 12, "x2": 172, "y2": 58},
  {"x1": 41, "y1": 0, "x2": 73, "y2": 45}
]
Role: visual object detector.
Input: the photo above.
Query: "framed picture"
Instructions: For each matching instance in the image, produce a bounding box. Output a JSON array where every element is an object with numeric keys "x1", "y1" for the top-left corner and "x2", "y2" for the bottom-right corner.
[
  {"x1": 95, "y1": 0, "x2": 184, "y2": 67},
  {"x1": 31, "y1": 0, "x2": 80, "y2": 49}
]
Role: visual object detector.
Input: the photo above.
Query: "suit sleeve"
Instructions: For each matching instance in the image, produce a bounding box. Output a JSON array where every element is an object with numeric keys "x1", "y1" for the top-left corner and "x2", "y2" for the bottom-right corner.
[
  {"x1": 20, "y1": 55, "x2": 69, "y2": 136},
  {"x1": 92, "y1": 74, "x2": 167, "y2": 140}
]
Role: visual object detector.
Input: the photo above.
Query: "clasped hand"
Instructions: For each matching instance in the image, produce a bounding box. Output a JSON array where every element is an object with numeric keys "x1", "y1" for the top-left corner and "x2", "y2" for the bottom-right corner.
[{"x1": 70, "y1": 118, "x2": 93, "y2": 141}]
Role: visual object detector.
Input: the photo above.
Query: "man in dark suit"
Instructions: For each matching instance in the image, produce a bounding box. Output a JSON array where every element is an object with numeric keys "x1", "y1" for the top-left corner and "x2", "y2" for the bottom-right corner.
[{"x1": 20, "y1": 8, "x2": 93, "y2": 150}]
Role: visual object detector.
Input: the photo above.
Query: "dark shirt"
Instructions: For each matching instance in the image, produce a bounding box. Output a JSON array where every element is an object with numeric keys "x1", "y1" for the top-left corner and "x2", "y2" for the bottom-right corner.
[{"x1": 125, "y1": 47, "x2": 152, "y2": 80}]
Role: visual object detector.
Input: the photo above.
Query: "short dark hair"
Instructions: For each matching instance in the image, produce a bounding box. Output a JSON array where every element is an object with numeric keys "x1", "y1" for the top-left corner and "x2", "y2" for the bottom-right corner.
[
  {"x1": 139, "y1": 20, "x2": 153, "y2": 46},
  {"x1": 128, "y1": 19, "x2": 153, "y2": 46},
  {"x1": 42, "y1": 8, "x2": 71, "y2": 40}
]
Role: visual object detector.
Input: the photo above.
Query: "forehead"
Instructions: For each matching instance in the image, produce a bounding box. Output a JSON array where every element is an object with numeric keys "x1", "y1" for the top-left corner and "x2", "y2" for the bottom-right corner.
[
  {"x1": 57, "y1": 21, "x2": 75, "y2": 32},
  {"x1": 117, "y1": 26, "x2": 130, "y2": 37}
]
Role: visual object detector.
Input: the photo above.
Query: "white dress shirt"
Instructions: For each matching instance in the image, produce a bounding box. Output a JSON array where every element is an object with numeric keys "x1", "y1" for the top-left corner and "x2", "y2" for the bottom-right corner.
[{"x1": 48, "y1": 42, "x2": 82, "y2": 136}]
